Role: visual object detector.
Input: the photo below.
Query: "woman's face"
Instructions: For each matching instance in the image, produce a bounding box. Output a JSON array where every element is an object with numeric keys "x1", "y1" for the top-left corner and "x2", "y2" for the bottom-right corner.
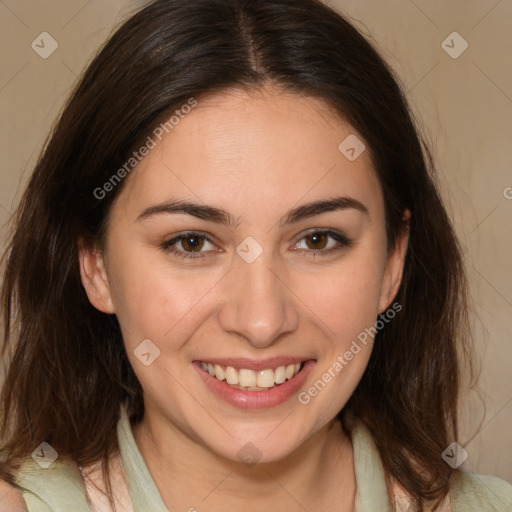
[{"x1": 80, "y1": 86, "x2": 409, "y2": 463}]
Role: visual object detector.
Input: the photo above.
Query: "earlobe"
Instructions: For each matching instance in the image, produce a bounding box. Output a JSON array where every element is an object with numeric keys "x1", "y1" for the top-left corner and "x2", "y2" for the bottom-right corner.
[
  {"x1": 78, "y1": 239, "x2": 115, "y2": 314},
  {"x1": 378, "y1": 209, "x2": 411, "y2": 314}
]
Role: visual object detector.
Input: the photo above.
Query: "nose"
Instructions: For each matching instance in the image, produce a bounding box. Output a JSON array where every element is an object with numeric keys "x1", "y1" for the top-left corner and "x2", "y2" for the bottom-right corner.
[{"x1": 217, "y1": 251, "x2": 299, "y2": 349}]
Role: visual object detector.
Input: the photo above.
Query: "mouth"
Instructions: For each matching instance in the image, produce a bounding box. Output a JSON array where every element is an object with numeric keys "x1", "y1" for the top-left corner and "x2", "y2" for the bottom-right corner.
[
  {"x1": 197, "y1": 361, "x2": 305, "y2": 391},
  {"x1": 193, "y1": 357, "x2": 315, "y2": 409}
]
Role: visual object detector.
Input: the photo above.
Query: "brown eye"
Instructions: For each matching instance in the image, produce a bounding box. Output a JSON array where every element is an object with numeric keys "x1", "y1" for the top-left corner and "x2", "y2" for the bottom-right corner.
[
  {"x1": 162, "y1": 231, "x2": 216, "y2": 260},
  {"x1": 180, "y1": 234, "x2": 205, "y2": 252},
  {"x1": 293, "y1": 229, "x2": 353, "y2": 256},
  {"x1": 304, "y1": 232, "x2": 328, "y2": 250}
]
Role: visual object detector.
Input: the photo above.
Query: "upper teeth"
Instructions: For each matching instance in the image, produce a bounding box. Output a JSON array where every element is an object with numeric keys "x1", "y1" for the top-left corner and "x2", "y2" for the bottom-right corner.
[{"x1": 200, "y1": 362, "x2": 303, "y2": 389}]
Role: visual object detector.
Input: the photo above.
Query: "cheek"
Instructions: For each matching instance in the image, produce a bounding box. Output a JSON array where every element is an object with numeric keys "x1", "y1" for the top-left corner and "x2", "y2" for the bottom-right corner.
[
  {"x1": 293, "y1": 254, "x2": 385, "y2": 341},
  {"x1": 294, "y1": 257, "x2": 384, "y2": 426},
  {"x1": 108, "y1": 249, "x2": 224, "y2": 351}
]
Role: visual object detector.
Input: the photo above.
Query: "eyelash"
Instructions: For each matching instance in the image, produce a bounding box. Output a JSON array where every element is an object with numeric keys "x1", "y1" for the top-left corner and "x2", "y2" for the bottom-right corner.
[{"x1": 161, "y1": 229, "x2": 353, "y2": 260}]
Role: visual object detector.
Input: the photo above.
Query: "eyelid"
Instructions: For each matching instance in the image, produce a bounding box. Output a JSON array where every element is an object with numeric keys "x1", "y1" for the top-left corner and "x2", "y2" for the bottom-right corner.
[
  {"x1": 162, "y1": 228, "x2": 352, "y2": 260},
  {"x1": 292, "y1": 227, "x2": 349, "y2": 245},
  {"x1": 162, "y1": 228, "x2": 353, "y2": 260},
  {"x1": 160, "y1": 231, "x2": 217, "y2": 260},
  {"x1": 165, "y1": 230, "x2": 216, "y2": 245},
  {"x1": 291, "y1": 228, "x2": 353, "y2": 253}
]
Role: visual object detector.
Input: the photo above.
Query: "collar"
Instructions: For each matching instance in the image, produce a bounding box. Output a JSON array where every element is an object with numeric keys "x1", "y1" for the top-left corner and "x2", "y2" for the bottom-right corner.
[{"x1": 117, "y1": 406, "x2": 394, "y2": 512}]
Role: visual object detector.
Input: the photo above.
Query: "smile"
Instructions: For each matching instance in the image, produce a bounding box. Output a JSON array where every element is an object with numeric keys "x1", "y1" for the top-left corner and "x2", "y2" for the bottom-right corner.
[
  {"x1": 194, "y1": 359, "x2": 315, "y2": 409},
  {"x1": 199, "y1": 361, "x2": 304, "y2": 391}
]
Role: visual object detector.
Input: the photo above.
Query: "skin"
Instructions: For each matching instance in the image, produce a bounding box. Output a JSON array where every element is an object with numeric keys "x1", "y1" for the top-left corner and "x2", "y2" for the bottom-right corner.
[{"x1": 79, "y1": 85, "x2": 410, "y2": 511}]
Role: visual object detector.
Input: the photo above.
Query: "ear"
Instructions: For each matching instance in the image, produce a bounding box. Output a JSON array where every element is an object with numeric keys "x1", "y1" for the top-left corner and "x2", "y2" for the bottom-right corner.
[
  {"x1": 378, "y1": 209, "x2": 410, "y2": 314},
  {"x1": 78, "y1": 238, "x2": 115, "y2": 314}
]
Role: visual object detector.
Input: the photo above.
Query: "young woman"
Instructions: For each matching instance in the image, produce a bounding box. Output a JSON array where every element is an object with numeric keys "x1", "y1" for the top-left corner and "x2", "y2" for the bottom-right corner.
[{"x1": 1, "y1": 0, "x2": 511, "y2": 511}]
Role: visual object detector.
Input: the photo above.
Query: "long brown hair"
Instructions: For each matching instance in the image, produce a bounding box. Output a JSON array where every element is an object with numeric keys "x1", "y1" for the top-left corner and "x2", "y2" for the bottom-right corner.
[{"x1": 1, "y1": 0, "x2": 477, "y2": 510}]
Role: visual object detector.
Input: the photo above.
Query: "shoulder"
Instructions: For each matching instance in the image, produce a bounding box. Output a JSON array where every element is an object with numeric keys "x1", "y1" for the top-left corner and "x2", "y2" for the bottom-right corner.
[
  {"x1": 0, "y1": 478, "x2": 27, "y2": 512},
  {"x1": 451, "y1": 471, "x2": 512, "y2": 511}
]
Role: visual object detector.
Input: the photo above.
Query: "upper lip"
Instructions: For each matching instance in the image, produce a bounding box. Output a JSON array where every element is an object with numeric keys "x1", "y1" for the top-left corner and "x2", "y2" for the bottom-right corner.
[{"x1": 194, "y1": 357, "x2": 313, "y2": 371}]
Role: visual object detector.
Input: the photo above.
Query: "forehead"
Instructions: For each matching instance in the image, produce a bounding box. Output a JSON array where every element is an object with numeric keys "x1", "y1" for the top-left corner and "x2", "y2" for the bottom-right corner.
[{"x1": 112, "y1": 86, "x2": 384, "y2": 225}]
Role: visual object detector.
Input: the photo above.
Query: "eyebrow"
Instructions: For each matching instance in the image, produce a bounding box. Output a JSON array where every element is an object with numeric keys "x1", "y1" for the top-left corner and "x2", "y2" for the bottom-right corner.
[{"x1": 136, "y1": 195, "x2": 369, "y2": 227}]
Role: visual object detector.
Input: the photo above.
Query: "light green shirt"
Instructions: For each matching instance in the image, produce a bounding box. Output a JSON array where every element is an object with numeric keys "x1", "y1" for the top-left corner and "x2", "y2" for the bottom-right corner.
[{"x1": 14, "y1": 407, "x2": 512, "y2": 511}]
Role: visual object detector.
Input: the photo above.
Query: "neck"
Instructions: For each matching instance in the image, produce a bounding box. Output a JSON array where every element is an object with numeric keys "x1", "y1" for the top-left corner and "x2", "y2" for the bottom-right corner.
[{"x1": 132, "y1": 410, "x2": 356, "y2": 511}]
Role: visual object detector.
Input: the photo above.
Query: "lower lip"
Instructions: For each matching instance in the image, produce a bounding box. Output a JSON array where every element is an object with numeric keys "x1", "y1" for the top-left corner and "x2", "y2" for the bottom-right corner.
[{"x1": 194, "y1": 360, "x2": 316, "y2": 409}]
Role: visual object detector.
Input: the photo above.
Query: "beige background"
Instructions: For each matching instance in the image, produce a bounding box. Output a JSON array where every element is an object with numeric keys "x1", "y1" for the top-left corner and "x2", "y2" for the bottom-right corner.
[{"x1": 0, "y1": 0, "x2": 510, "y2": 482}]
